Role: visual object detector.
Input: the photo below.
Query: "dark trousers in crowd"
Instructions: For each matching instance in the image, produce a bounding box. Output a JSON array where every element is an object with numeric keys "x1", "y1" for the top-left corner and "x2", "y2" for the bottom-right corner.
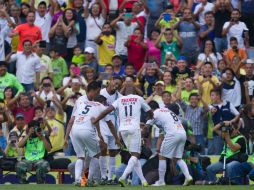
[
  {"x1": 206, "y1": 160, "x2": 240, "y2": 182},
  {"x1": 16, "y1": 159, "x2": 50, "y2": 184},
  {"x1": 242, "y1": 13, "x2": 254, "y2": 47},
  {"x1": 22, "y1": 83, "x2": 34, "y2": 92},
  {"x1": 231, "y1": 162, "x2": 254, "y2": 184},
  {"x1": 207, "y1": 136, "x2": 224, "y2": 155}
]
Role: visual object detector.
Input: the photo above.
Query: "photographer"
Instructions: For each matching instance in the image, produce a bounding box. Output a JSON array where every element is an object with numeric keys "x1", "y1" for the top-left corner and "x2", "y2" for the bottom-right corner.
[
  {"x1": 206, "y1": 121, "x2": 247, "y2": 183},
  {"x1": 16, "y1": 120, "x2": 52, "y2": 184},
  {"x1": 5, "y1": 131, "x2": 23, "y2": 158},
  {"x1": 34, "y1": 77, "x2": 61, "y2": 104},
  {"x1": 58, "y1": 77, "x2": 85, "y2": 123},
  {"x1": 208, "y1": 88, "x2": 240, "y2": 155}
]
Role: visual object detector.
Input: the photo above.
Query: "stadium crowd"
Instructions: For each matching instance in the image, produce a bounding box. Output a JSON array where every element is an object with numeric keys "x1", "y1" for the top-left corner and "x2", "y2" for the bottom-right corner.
[{"x1": 0, "y1": 0, "x2": 254, "y2": 186}]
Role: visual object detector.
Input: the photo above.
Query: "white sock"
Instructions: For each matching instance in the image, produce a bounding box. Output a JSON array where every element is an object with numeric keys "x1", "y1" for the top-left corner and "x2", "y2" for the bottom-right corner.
[
  {"x1": 121, "y1": 156, "x2": 137, "y2": 180},
  {"x1": 75, "y1": 159, "x2": 84, "y2": 182},
  {"x1": 133, "y1": 160, "x2": 146, "y2": 183},
  {"x1": 158, "y1": 160, "x2": 166, "y2": 183},
  {"x1": 108, "y1": 157, "x2": 116, "y2": 180},
  {"x1": 177, "y1": 159, "x2": 191, "y2": 179},
  {"x1": 88, "y1": 157, "x2": 99, "y2": 180},
  {"x1": 84, "y1": 156, "x2": 91, "y2": 172},
  {"x1": 99, "y1": 156, "x2": 107, "y2": 179}
]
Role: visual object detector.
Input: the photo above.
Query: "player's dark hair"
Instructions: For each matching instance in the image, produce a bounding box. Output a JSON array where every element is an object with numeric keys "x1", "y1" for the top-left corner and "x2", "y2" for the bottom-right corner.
[
  {"x1": 149, "y1": 101, "x2": 159, "y2": 110},
  {"x1": 168, "y1": 103, "x2": 180, "y2": 116},
  {"x1": 94, "y1": 95, "x2": 107, "y2": 104},
  {"x1": 87, "y1": 81, "x2": 101, "y2": 92}
]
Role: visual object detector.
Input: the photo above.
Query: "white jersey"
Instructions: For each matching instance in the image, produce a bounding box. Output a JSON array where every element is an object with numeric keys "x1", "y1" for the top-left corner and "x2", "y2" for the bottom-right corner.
[
  {"x1": 146, "y1": 108, "x2": 186, "y2": 135},
  {"x1": 112, "y1": 94, "x2": 151, "y2": 131},
  {"x1": 100, "y1": 88, "x2": 122, "y2": 135},
  {"x1": 72, "y1": 95, "x2": 108, "y2": 131}
]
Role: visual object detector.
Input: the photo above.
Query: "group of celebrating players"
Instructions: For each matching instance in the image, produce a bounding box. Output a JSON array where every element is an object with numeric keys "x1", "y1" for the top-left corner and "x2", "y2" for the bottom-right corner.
[{"x1": 64, "y1": 79, "x2": 193, "y2": 187}]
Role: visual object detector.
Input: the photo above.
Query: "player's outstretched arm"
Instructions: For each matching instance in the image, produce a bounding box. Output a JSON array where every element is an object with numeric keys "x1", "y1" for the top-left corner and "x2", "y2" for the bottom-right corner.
[
  {"x1": 64, "y1": 116, "x2": 75, "y2": 148},
  {"x1": 92, "y1": 106, "x2": 115, "y2": 124},
  {"x1": 94, "y1": 121, "x2": 105, "y2": 143},
  {"x1": 106, "y1": 120, "x2": 122, "y2": 148}
]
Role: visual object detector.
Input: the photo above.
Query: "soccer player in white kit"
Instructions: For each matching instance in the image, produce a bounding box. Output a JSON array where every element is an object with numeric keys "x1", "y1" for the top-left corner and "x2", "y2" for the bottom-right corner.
[
  {"x1": 64, "y1": 81, "x2": 121, "y2": 186},
  {"x1": 92, "y1": 93, "x2": 153, "y2": 187},
  {"x1": 147, "y1": 101, "x2": 193, "y2": 186},
  {"x1": 99, "y1": 77, "x2": 122, "y2": 184}
]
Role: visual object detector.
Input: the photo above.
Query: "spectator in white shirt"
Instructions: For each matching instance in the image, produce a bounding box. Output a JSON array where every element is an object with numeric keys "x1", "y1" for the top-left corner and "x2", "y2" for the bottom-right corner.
[
  {"x1": 33, "y1": 0, "x2": 55, "y2": 47},
  {"x1": 222, "y1": 8, "x2": 249, "y2": 49},
  {"x1": 84, "y1": 0, "x2": 107, "y2": 56},
  {"x1": 194, "y1": 0, "x2": 214, "y2": 25},
  {"x1": 34, "y1": 76, "x2": 60, "y2": 105},
  {"x1": 8, "y1": 40, "x2": 41, "y2": 92},
  {"x1": 110, "y1": 12, "x2": 138, "y2": 65}
]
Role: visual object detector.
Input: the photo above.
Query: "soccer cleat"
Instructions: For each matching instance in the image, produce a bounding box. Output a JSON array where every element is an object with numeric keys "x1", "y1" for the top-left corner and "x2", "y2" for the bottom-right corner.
[
  {"x1": 152, "y1": 181, "x2": 166, "y2": 186},
  {"x1": 107, "y1": 179, "x2": 119, "y2": 185},
  {"x1": 19, "y1": 178, "x2": 29, "y2": 184},
  {"x1": 80, "y1": 175, "x2": 87, "y2": 187},
  {"x1": 119, "y1": 178, "x2": 126, "y2": 187},
  {"x1": 142, "y1": 181, "x2": 149, "y2": 187},
  {"x1": 183, "y1": 176, "x2": 193, "y2": 186},
  {"x1": 86, "y1": 179, "x2": 98, "y2": 187},
  {"x1": 74, "y1": 181, "x2": 81, "y2": 187},
  {"x1": 100, "y1": 177, "x2": 108, "y2": 185}
]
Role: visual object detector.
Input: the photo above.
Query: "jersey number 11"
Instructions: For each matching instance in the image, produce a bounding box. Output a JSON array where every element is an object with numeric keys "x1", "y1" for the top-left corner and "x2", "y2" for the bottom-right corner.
[{"x1": 124, "y1": 105, "x2": 133, "y2": 117}]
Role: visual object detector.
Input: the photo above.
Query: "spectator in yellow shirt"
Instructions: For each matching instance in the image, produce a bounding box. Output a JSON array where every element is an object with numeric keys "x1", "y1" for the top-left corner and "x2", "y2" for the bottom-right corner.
[
  {"x1": 95, "y1": 23, "x2": 116, "y2": 72},
  {"x1": 196, "y1": 62, "x2": 220, "y2": 104},
  {"x1": 46, "y1": 95, "x2": 65, "y2": 155}
]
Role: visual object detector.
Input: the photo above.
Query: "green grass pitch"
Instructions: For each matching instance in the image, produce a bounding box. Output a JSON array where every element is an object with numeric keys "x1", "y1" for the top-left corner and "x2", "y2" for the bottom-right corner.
[{"x1": 1, "y1": 185, "x2": 253, "y2": 190}]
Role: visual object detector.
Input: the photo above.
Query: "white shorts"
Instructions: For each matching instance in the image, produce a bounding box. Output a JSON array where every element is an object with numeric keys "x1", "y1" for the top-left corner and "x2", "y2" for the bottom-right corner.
[
  {"x1": 120, "y1": 129, "x2": 141, "y2": 153},
  {"x1": 70, "y1": 127, "x2": 100, "y2": 157},
  {"x1": 160, "y1": 133, "x2": 186, "y2": 159},
  {"x1": 102, "y1": 134, "x2": 119, "y2": 150}
]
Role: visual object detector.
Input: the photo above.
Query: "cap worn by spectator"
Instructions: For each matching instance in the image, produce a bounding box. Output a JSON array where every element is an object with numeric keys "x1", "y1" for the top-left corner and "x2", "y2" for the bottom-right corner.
[
  {"x1": 16, "y1": 113, "x2": 25, "y2": 119},
  {"x1": 72, "y1": 78, "x2": 81, "y2": 84},
  {"x1": 112, "y1": 54, "x2": 122, "y2": 60},
  {"x1": 85, "y1": 47, "x2": 95, "y2": 54},
  {"x1": 155, "y1": 81, "x2": 165, "y2": 86},
  {"x1": 177, "y1": 56, "x2": 187, "y2": 61}
]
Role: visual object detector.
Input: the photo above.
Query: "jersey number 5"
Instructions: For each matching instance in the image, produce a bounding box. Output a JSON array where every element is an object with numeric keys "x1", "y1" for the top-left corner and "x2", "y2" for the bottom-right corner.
[
  {"x1": 82, "y1": 105, "x2": 92, "y2": 114},
  {"x1": 124, "y1": 105, "x2": 133, "y2": 117}
]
